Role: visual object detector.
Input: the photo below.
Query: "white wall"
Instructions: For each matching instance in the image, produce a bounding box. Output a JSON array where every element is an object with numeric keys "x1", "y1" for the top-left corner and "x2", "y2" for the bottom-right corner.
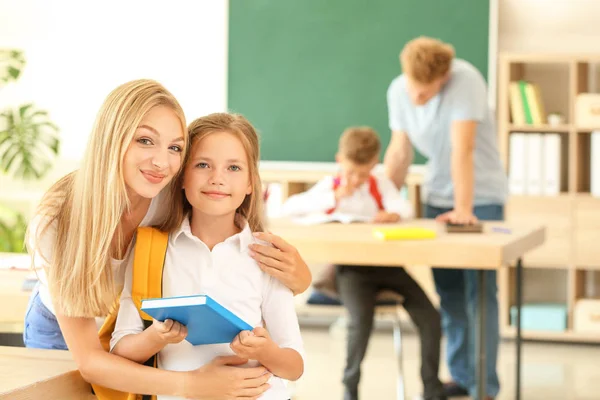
[
  {"x1": 499, "y1": 0, "x2": 600, "y2": 54},
  {"x1": 0, "y1": 0, "x2": 228, "y2": 163}
]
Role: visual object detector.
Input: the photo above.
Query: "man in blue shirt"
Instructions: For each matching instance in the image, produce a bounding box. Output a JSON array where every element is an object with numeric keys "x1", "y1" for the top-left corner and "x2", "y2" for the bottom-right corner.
[{"x1": 384, "y1": 36, "x2": 508, "y2": 400}]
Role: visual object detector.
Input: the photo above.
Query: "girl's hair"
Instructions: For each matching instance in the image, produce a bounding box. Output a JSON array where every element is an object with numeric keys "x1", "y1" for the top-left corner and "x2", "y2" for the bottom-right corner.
[
  {"x1": 28, "y1": 79, "x2": 187, "y2": 317},
  {"x1": 178, "y1": 112, "x2": 264, "y2": 232}
]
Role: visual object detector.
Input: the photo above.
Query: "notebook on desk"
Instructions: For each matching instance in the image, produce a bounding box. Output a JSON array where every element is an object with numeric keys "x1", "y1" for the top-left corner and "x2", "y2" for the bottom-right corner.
[
  {"x1": 141, "y1": 295, "x2": 252, "y2": 346},
  {"x1": 292, "y1": 212, "x2": 372, "y2": 225}
]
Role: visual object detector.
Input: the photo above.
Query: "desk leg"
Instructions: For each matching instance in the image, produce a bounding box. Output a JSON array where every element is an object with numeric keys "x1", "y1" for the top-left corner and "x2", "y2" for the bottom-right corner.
[
  {"x1": 476, "y1": 269, "x2": 487, "y2": 400},
  {"x1": 516, "y1": 258, "x2": 523, "y2": 400}
]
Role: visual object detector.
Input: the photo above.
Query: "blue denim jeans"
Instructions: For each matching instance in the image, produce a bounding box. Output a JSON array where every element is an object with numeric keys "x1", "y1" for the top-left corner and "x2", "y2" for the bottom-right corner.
[
  {"x1": 23, "y1": 284, "x2": 68, "y2": 350},
  {"x1": 423, "y1": 204, "x2": 504, "y2": 398}
]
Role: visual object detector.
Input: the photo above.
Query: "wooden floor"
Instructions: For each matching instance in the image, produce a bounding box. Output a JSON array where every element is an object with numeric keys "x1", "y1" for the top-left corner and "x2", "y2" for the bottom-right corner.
[
  {"x1": 2, "y1": 326, "x2": 599, "y2": 399},
  {"x1": 292, "y1": 326, "x2": 600, "y2": 400}
]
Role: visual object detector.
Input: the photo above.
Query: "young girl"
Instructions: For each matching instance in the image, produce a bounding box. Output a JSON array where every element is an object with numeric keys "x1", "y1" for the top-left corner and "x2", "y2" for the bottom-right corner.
[
  {"x1": 24, "y1": 81, "x2": 309, "y2": 399},
  {"x1": 111, "y1": 113, "x2": 304, "y2": 400}
]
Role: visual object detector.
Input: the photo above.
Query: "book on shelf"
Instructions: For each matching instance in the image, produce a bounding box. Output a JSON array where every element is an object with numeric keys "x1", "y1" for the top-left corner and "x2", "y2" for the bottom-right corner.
[
  {"x1": 509, "y1": 132, "x2": 562, "y2": 196},
  {"x1": 509, "y1": 80, "x2": 547, "y2": 126}
]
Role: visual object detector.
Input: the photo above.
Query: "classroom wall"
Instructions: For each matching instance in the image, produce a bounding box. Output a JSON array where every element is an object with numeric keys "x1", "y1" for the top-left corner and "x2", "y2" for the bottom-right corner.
[
  {"x1": 228, "y1": 0, "x2": 491, "y2": 163},
  {"x1": 3, "y1": 1, "x2": 599, "y2": 198},
  {"x1": 0, "y1": 0, "x2": 228, "y2": 164},
  {"x1": 3, "y1": 0, "x2": 598, "y2": 164},
  {"x1": 499, "y1": 0, "x2": 600, "y2": 54}
]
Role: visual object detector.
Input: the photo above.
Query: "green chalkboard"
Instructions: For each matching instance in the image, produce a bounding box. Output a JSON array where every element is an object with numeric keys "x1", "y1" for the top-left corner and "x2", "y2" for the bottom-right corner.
[{"x1": 229, "y1": 0, "x2": 489, "y2": 163}]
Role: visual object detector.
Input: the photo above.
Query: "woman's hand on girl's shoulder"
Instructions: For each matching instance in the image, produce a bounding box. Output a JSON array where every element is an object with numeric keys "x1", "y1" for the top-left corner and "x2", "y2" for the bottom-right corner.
[{"x1": 248, "y1": 232, "x2": 312, "y2": 295}]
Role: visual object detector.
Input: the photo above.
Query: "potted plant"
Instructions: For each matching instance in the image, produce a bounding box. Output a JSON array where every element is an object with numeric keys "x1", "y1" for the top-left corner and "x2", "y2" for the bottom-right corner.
[
  {"x1": 0, "y1": 49, "x2": 60, "y2": 252},
  {"x1": 0, "y1": 103, "x2": 60, "y2": 180}
]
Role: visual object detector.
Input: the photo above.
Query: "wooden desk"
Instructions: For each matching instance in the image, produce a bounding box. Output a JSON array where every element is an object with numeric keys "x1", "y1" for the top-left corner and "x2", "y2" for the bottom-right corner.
[
  {"x1": 269, "y1": 219, "x2": 545, "y2": 268},
  {"x1": 269, "y1": 218, "x2": 546, "y2": 400},
  {"x1": 0, "y1": 346, "x2": 94, "y2": 399}
]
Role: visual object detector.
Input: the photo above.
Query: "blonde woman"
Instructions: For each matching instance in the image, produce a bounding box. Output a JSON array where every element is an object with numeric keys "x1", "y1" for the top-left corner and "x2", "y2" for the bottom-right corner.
[{"x1": 24, "y1": 80, "x2": 311, "y2": 399}]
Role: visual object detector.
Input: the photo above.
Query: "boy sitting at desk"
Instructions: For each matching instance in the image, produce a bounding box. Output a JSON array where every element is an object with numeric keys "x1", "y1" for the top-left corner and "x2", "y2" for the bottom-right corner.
[{"x1": 281, "y1": 127, "x2": 446, "y2": 400}]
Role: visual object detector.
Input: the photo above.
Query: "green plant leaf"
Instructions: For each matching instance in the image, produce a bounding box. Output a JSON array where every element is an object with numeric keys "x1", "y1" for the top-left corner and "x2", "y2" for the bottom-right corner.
[
  {"x1": 0, "y1": 48, "x2": 26, "y2": 86},
  {"x1": 0, "y1": 134, "x2": 12, "y2": 147},
  {"x1": 0, "y1": 205, "x2": 28, "y2": 253},
  {"x1": 0, "y1": 221, "x2": 13, "y2": 252},
  {"x1": 8, "y1": 66, "x2": 20, "y2": 79},
  {"x1": 2, "y1": 145, "x2": 21, "y2": 172},
  {"x1": 0, "y1": 103, "x2": 60, "y2": 180},
  {"x1": 18, "y1": 103, "x2": 33, "y2": 118}
]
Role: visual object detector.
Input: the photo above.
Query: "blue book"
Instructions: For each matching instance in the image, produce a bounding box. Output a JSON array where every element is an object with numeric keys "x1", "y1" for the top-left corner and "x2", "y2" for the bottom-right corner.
[{"x1": 141, "y1": 294, "x2": 253, "y2": 346}]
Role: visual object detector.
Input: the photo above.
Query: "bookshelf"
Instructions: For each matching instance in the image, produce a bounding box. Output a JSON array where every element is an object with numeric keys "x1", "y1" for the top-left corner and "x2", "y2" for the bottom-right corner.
[{"x1": 498, "y1": 53, "x2": 600, "y2": 343}]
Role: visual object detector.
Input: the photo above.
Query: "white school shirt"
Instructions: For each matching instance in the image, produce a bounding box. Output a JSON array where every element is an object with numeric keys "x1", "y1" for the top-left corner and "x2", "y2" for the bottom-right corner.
[
  {"x1": 111, "y1": 216, "x2": 304, "y2": 400},
  {"x1": 280, "y1": 174, "x2": 414, "y2": 220},
  {"x1": 28, "y1": 190, "x2": 169, "y2": 315}
]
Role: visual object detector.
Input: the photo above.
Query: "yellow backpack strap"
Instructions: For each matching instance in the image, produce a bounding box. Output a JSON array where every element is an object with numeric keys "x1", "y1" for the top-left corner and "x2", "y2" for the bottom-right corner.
[
  {"x1": 132, "y1": 227, "x2": 168, "y2": 400},
  {"x1": 93, "y1": 227, "x2": 168, "y2": 400},
  {"x1": 94, "y1": 300, "x2": 131, "y2": 400},
  {"x1": 131, "y1": 227, "x2": 169, "y2": 322}
]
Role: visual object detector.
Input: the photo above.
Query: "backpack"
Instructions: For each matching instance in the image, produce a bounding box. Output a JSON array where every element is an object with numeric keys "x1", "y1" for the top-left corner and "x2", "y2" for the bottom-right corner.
[
  {"x1": 325, "y1": 175, "x2": 385, "y2": 214},
  {"x1": 92, "y1": 227, "x2": 168, "y2": 400}
]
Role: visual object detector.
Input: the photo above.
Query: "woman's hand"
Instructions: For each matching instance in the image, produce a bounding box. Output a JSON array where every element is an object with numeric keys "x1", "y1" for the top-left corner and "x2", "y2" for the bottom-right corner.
[
  {"x1": 249, "y1": 232, "x2": 312, "y2": 295},
  {"x1": 185, "y1": 355, "x2": 272, "y2": 400},
  {"x1": 56, "y1": 313, "x2": 271, "y2": 400}
]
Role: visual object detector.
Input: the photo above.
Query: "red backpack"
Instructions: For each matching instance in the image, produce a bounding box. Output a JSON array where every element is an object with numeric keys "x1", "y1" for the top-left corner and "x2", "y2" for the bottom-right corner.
[{"x1": 325, "y1": 175, "x2": 384, "y2": 214}]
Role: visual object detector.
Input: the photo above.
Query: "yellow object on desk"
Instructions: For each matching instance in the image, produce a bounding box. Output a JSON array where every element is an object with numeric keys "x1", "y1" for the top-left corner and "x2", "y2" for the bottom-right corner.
[{"x1": 373, "y1": 226, "x2": 437, "y2": 240}]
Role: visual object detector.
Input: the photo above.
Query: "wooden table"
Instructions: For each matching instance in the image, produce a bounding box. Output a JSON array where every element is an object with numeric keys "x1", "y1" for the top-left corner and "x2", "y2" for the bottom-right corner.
[
  {"x1": 269, "y1": 218, "x2": 546, "y2": 400},
  {"x1": 0, "y1": 346, "x2": 94, "y2": 399}
]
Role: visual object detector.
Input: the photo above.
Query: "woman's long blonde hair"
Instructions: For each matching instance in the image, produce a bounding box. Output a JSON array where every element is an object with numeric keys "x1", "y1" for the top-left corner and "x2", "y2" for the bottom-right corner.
[
  {"x1": 29, "y1": 79, "x2": 187, "y2": 317},
  {"x1": 177, "y1": 113, "x2": 264, "y2": 232}
]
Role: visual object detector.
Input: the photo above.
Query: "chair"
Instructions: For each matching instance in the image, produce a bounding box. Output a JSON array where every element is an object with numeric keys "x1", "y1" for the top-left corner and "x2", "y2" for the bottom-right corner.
[{"x1": 302, "y1": 289, "x2": 406, "y2": 400}]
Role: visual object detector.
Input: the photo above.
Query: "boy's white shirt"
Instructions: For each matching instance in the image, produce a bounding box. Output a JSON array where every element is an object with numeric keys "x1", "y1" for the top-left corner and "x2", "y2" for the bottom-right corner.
[
  {"x1": 280, "y1": 174, "x2": 414, "y2": 220},
  {"x1": 111, "y1": 216, "x2": 304, "y2": 400}
]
